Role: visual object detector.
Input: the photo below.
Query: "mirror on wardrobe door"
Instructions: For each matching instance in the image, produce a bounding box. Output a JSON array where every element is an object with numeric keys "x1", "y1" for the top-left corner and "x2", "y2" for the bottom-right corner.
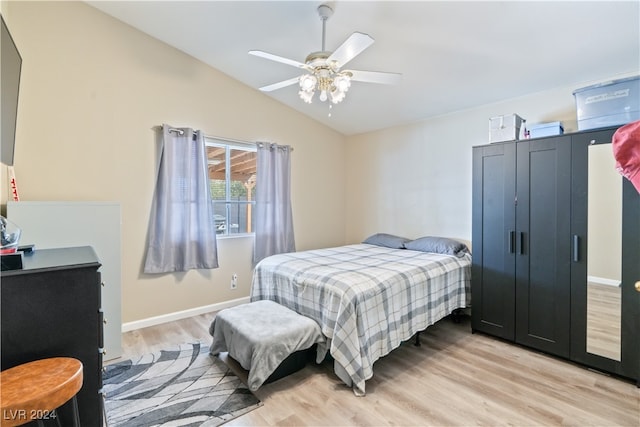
[{"x1": 586, "y1": 143, "x2": 622, "y2": 361}]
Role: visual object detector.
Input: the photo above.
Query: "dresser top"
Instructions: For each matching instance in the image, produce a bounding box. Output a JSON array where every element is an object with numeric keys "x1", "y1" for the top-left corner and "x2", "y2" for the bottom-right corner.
[{"x1": 1, "y1": 246, "x2": 101, "y2": 277}]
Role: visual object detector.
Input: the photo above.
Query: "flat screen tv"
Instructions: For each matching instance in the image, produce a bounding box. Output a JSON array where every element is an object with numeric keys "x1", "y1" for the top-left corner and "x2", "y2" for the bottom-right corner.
[{"x1": 1, "y1": 14, "x2": 22, "y2": 166}]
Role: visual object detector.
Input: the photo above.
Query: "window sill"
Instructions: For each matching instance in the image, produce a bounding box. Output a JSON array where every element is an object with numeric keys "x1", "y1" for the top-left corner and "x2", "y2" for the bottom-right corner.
[{"x1": 216, "y1": 233, "x2": 255, "y2": 240}]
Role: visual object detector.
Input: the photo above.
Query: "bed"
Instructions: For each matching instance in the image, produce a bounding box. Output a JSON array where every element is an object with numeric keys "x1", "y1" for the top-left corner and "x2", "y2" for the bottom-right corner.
[{"x1": 250, "y1": 235, "x2": 472, "y2": 395}]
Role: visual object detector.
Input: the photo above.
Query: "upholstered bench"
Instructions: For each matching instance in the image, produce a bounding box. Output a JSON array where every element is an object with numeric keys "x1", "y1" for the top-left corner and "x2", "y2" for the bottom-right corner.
[{"x1": 209, "y1": 300, "x2": 324, "y2": 391}]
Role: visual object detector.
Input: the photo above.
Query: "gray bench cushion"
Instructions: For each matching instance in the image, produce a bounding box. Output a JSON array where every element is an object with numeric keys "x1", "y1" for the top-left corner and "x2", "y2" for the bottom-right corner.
[{"x1": 209, "y1": 300, "x2": 324, "y2": 391}]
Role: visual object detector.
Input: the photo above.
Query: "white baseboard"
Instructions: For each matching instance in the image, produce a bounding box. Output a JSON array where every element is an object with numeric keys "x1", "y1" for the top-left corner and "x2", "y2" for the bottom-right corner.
[
  {"x1": 587, "y1": 275, "x2": 621, "y2": 287},
  {"x1": 121, "y1": 297, "x2": 250, "y2": 332}
]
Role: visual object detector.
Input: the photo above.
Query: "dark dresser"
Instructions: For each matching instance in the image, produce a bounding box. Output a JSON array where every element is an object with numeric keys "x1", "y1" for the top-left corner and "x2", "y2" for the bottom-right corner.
[{"x1": 1, "y1": 246, "x2": 103, "y2": 426}]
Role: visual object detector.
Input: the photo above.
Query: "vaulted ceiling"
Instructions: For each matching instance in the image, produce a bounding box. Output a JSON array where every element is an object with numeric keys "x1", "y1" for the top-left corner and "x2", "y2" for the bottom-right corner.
[{"x1": 87, "y1": 1, "x2": 640, "y2": 136}]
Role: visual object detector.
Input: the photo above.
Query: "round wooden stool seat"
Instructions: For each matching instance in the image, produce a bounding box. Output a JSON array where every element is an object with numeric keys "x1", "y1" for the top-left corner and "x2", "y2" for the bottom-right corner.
[{"x1": 0, "y1": 357, "x2": 83, "y2": 427}]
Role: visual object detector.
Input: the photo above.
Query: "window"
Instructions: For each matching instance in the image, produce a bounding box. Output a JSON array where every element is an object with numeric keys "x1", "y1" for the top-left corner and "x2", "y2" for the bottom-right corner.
[{"x1": 205, "y1": 137, "x2": 257, "y2": 236}]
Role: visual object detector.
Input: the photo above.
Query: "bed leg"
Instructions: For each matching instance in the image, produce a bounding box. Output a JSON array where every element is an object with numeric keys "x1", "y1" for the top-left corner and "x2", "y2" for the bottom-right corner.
[
  {"x1": 414, "y1": 331, "x2": 421, "y2": 347},
  {"x1": 451, "y1": 309, "x2": 464, "y2": 324}
]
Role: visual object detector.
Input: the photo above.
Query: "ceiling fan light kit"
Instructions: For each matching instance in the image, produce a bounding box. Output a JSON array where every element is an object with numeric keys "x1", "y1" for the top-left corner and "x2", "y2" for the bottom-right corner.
[{"x1": 249, "y1": 3, "x2": 401, "y2": 106}]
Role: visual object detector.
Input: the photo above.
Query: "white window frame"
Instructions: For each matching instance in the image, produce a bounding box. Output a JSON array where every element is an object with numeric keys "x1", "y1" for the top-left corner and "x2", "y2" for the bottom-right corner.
[{"x1": 205, "y1": 136, "x2": 256, "y2": 238}]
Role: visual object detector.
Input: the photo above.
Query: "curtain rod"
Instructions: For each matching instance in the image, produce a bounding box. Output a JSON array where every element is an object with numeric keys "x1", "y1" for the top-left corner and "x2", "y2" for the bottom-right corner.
[
  {"x1": 167, "y1": 127, "x2": 184, "y2": 135},
  {"x1": 256, "y1": 142, "x2": 294, "y2": 151},
  {"x1": 163, "y1": 126, "x2": 253, "y2": 148},
  {"x1": 160, "y1": 126, "x2": 293, "y2": 151}
]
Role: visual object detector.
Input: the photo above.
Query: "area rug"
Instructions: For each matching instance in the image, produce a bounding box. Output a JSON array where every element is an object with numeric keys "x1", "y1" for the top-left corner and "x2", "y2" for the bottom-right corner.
[{"x1": 103, "y1": 342, "x2": 262, "y2": 426}]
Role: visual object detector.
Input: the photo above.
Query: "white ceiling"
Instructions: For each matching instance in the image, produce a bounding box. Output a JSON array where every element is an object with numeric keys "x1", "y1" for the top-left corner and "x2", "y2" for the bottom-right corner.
[{"x1": 86, "y1": 1, "x2": 640, "y2": 136}]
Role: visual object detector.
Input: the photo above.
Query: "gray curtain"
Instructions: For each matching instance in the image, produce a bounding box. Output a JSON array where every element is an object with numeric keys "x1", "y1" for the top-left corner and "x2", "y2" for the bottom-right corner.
[
  {"x1": 253, "y1": 142, "x2": 295, "y2": 264},
  {"x1": 144, "y1": 124, "x2": 219, "y2": 273}
]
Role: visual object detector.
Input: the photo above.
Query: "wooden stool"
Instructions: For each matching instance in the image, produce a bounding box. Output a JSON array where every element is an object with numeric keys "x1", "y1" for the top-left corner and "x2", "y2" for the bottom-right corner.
[{"x1": 1, "y1": 357, "x2": 83, "y2": 427}]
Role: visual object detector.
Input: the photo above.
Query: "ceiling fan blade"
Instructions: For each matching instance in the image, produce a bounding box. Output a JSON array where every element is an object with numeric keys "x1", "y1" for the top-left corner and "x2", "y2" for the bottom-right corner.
[
  {"x1": 258, "y1": 77, "x2": 300, "y2": 92},
  {"x1": 347, "y1": 70, "x2": 402, "y2": 85},
  {"x1": 327, "y1": 32, "x2": 374, "y2": 69},
  {"x1": 249, "y1": 50, "x2": 309, "y2": 69}
]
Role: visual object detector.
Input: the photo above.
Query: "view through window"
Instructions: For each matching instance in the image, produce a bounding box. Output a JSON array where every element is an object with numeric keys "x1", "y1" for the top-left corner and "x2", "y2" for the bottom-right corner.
[{"x1": 205, "y1": 137, "x2": 256, "y2": 236}]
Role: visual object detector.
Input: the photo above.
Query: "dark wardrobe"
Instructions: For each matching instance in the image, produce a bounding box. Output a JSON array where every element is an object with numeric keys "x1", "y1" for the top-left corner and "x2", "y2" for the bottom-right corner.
[{"x1": 471, "y1": 125, "x2": 640, "y2": 383}]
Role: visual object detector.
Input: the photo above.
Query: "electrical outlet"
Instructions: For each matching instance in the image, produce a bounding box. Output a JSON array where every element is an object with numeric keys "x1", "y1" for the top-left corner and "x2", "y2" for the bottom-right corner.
[{"x1": 230, "y1": 273, "x2": 238, "y2": 289}]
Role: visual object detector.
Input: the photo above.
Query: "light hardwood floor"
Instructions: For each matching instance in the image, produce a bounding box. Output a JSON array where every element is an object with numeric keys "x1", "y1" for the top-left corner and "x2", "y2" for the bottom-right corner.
[{"x1": 113, "y1": 313, "x2": 639, "y2": 426}]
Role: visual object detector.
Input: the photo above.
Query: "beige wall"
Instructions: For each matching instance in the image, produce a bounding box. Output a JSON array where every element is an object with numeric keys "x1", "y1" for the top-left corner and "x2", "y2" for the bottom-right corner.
[
  {"x1": 345, "y1": 72, "x2": 638, "y2": 246},
  {"x1": 2, "y1": 1, "x2": 346, "y2": 323}
]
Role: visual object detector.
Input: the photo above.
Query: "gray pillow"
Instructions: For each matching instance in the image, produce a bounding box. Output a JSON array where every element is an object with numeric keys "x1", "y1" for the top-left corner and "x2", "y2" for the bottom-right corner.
[
  {"x1": 362, "y1": 233, "x2": 410, "y2": 249},
  {"x1": 405, "y1": 236, "x2": 469, "y2": 257}
]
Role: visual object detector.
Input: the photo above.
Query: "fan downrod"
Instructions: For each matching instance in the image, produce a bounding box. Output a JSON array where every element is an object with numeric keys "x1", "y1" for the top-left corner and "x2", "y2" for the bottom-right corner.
[{"x1": 317, "y1": 4, "x2": 334, "y2": 52}]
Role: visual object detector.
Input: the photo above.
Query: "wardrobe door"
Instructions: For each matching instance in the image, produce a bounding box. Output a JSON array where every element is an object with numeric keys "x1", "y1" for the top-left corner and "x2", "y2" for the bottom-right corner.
[
  {"x1": 515, "y1": 137, "x2": 572, "y2": 357},
  {"x1": 571, "y1": 127, "x2": 640, "y2": 381},
  {"x1": 621, "y1": 177, "x2": 640, "y2": 382},
  {"x1": 471, "y1": 142, "x2": 516, "y2": 339}
]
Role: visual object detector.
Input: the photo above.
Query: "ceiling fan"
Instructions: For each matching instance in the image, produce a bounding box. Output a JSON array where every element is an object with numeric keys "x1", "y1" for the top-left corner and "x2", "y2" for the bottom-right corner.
[{"x1": 249, "y1": 3, "x2": 402, "y2": 105}]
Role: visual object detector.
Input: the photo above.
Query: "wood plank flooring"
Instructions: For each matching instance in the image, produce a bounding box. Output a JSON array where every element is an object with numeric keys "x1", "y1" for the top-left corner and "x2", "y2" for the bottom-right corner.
[{"x1": 113, "y1": 313, "x2": 639, "y2": 426}]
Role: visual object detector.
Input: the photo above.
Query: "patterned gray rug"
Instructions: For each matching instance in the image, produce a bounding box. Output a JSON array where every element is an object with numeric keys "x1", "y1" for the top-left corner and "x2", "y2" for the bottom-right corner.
[{"x1": 103, "y1": 342, "x2": 262, "y2": 426}]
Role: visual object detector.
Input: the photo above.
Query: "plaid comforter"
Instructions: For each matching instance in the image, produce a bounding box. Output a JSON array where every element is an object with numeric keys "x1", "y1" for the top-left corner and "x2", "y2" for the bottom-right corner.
[{"x1": 250, "y1": 244, "x2": 472, "y2": 395}]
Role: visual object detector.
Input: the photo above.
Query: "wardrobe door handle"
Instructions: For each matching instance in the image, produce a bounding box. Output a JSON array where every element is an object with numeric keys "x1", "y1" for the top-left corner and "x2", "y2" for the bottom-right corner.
[
  {"x1": 519, "y1": 232, "x2": 524, "y2": 255},
  {"x1": 509, "y1": 231, "x2": 515, "y2": 254},
  {"x1": 573, "y1": 235, "x2": 580, "y2": 262}
]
